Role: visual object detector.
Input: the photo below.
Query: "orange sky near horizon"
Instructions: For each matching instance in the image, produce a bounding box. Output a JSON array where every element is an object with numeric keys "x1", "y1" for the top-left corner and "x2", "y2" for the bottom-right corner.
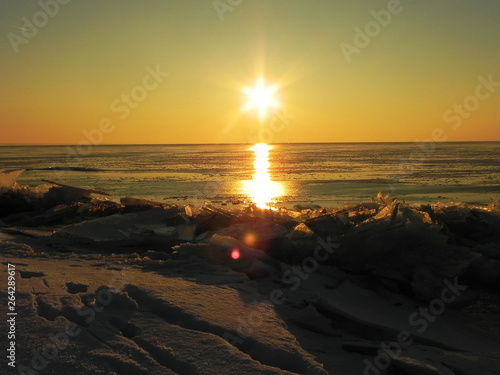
[{"x1": 1, "y1": 0, "x2": 499, "y2": 145}]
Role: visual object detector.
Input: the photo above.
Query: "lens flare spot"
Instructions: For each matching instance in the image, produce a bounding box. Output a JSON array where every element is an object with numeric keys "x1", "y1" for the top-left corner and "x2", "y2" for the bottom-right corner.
[
  {"x1": 243, "y1": 232, "x2": 257, "y2": 247},
  {"x1": 231, "y1": 249, "x2": 241, "y2": 260}
]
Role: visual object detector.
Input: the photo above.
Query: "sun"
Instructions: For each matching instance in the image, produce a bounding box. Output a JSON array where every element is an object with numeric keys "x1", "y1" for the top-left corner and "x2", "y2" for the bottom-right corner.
[{"x1": 242, "y1": 77, "x2": 281, "y2": 121}]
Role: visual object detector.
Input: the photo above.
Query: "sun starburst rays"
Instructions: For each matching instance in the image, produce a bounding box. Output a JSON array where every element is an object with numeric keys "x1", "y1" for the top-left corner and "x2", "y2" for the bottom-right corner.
[{"x1": 242, "y1": 78, "x2": 281, "y2": 121}]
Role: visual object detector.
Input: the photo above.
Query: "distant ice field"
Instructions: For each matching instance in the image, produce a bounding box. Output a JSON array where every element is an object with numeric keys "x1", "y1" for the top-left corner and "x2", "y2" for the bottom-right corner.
[{"x1": 1, "y1": 142, "x2": 499, "y2": 207}]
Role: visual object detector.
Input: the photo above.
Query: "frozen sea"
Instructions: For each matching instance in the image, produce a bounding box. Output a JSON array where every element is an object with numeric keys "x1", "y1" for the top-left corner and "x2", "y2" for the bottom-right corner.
[{"x1": 1, "y1": 142, "x2": 499, "y2": 208}]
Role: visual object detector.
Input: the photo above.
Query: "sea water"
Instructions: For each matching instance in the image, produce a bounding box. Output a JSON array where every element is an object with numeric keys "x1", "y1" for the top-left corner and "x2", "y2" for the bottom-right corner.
[{"x1": 0, "y1": 142, "x2": 499, "y2": 208}]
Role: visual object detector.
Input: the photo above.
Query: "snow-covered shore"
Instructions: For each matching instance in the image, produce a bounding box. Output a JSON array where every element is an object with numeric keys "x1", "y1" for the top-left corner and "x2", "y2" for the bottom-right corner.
[{"x1": 1, "y1": 181, "x2": 500, "y2": 375}]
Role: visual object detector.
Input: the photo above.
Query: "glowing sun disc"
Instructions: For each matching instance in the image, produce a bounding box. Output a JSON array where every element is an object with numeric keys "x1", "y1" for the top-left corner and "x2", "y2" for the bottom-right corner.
[{"x1": 242, "y1": 77, "x2": 281, "y2": 121}]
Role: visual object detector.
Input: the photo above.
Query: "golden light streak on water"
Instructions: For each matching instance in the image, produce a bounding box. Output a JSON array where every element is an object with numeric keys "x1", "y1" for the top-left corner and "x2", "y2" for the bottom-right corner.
[{"x1": 243, "y1": 143, "x2": 285, "y2": 209}]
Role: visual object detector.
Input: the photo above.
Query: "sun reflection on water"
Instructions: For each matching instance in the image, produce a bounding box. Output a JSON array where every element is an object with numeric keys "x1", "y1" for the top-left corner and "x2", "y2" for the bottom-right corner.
[{"x1": 243, "y1": 143, "x2": 285, "y2": 209}]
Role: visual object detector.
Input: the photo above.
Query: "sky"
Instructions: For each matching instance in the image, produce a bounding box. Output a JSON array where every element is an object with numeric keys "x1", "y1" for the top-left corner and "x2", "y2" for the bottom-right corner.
[{"x1": 0, "y1": 0, "x2": 499, "y2": 145}]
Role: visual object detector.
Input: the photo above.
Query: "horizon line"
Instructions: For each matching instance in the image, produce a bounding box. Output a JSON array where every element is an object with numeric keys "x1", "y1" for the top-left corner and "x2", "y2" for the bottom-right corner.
[{"x1": 1, "y1": 140, "x2": 500, "y2": 147}]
